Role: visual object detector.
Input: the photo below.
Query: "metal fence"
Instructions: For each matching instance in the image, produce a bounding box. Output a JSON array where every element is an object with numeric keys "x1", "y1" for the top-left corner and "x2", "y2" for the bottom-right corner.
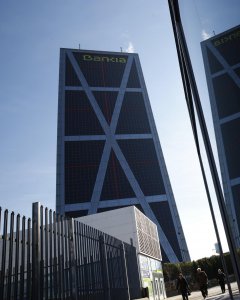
[{"x1": 0, "y1": 203, "x2": 141, "y2": 300}]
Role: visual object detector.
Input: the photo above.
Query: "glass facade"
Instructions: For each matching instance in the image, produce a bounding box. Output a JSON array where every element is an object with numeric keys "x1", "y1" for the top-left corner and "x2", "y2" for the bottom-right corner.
[
  {"x1": 232, "y1": 185, "x2": 240, "y2": 234},
  {"x1": 65, "y1": 210, "x2": 88, "y2": 218},
  {"x1": 116, "y1": 92, "x2": 151, "y2": 134},
  {"x1": 150, "y1": 202, "x2": 182, "y2": 262},
  {"x1": 212, "y1": 74, "x2": 240, "y2": 118},
  {"x1": 57, "y1": 49, "x2": 190, "y2": 262},
  {"x1": 206, "y1": 47, "x2": 223, "y2": 74},
  {"x1": 65, "y1": 90, "x2": 104, "y2": 136},
  {"x1": 73, "y1": 52, "x2": 127, "y2": 87},
  {"x1": 202, "y1": 24, "x2": 240, "y2": 246},
  {"x1": 65, "y1": 56, "x2": 81, "y2": 86},
  {"x1": 65, "y1": 141, "x2": 105, "y2": 204},
  {"x1": 118, "y1": 139, "x2": 166, "y2": 196},
  {"x1": 100, "y1": 150, "x2": 135, "y2": 200},
  {"x1": 126, "y1": 60, "x2": 141, "y2": 88},
  {"x1": 221, "y1": 118, "x2": 240, "y2": 179},
  {"x1": 93, "y1": 91, "x2": 118, "y2": 125},
  {"x1": 211, "y1": 26, "x2": 240, "y2": 66}
]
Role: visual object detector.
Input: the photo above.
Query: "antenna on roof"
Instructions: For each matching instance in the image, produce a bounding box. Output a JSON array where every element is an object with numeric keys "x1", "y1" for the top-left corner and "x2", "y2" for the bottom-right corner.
[
  {"x1": 79, "y1": 44, "x2": 81, "y2": 50},
  {"x1": 120, "y1": 47, "x2": 123, "y2": 52},
  {"x1": 213, "y1": 30, "x2": 216, "y2": 36}
]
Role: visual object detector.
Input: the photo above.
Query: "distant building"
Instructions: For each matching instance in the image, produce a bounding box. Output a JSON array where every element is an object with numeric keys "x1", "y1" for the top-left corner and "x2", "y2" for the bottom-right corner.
[
  {"x1": 56, "y1": 48, "x2": 190, "y2": 262},
  {"x1": 201, "y1": 25, "x2": 240, "y2": 247},
  {"x1": 77, "y1": 206, "x2": 166, "y2": 300}
]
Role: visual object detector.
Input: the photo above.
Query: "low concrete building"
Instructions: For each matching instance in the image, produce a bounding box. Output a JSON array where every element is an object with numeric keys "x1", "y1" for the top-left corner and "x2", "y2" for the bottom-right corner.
[{"x1": 77, "y1": 206, "x2": 166, "y2": 300}]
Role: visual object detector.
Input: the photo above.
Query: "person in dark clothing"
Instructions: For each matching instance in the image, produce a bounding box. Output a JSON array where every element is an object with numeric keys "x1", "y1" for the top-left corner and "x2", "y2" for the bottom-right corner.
[
  {"x1": 217, "y1": 269, "x2": 226, "y2": 293},
  {"x1": 177, "y1": 273, "x2": 189, "y2": 300},
  {"x1": 196, "y1": 268, "x2": 208, "y2": 299}
]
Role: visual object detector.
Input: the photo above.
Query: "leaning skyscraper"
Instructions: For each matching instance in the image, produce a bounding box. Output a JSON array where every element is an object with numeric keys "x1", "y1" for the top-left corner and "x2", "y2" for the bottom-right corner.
[
  {"x1": 56, "y1": 48, "x2": 190, "y2": 262},
  {"x1": 201, "y1": 25, "x2": 240, "y2": 248}
]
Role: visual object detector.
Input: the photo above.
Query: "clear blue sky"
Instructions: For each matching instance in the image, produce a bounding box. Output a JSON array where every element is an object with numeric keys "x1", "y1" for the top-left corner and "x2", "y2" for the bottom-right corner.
[{"x1": 0, "y1": 0, "x2": 239, "y2": 260}]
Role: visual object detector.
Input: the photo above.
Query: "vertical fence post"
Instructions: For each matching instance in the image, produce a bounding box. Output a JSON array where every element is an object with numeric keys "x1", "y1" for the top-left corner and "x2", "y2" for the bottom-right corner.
[
  {"x1": 32, "y1": 202, "x2": 41, "y2": 300},
  {"x1": 0, "y1": 209, "x2": 8, "y2": 300},
  {"x1": 20, "y1": 216, "x2": 26, "y2": 300},
  {"x1": 27, "y1": 218, "x2": 32, "y2": 300},
  {"x1": 14, "y1": 214, "x2": 20, "y2": 300},
  {"x1": 7, "y1": 212, "x2": 15, "y2": 300},
  {"x1": 99, "y1": 235, "x2": 111, "y2": 300},
  {"x1": 45, "y1": 208, "x2": 49, "y2": 300},
  {"x1": 68, "y1": 218, "x2": 78, "y2": 300},
  {"x1": 120, "y1": 242, "x2": 130, "y2": 300},
  {"x1": 40, "y1": 206, "x2": 44, "y2": 300}
]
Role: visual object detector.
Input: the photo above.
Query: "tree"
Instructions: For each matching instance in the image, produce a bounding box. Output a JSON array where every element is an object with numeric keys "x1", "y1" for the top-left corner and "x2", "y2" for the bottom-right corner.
[{"x1": 163, "y1": 263, "x2": 181, "y2": 281}]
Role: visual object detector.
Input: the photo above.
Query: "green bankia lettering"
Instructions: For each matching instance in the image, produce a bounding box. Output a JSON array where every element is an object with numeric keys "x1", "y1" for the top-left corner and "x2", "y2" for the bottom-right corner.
[
  {"x1": 83, "y1": 55, "x2": 92, "y2": 61},
  {"x1": 214, "y1": 30, "x2": 240, "y2": 47},
  {"x1": 83, "y1": 54, "x2": 126, "y2": 63},
  {"x1": 93, "y1": 56, "x2": 101, "y2": 62}
]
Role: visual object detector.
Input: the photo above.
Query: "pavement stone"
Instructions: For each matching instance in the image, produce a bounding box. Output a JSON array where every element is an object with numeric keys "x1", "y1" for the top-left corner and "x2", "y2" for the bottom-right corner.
[{"x1": 167, "y1": 282, "x2": 239, "y2": 300}]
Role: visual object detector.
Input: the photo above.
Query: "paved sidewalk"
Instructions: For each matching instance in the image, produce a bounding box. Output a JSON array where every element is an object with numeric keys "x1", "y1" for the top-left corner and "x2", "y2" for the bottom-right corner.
[
  {"x1": 167, "y1": 282, "x2": 239, "y2": 300},
  {"x1": 134, "y1": 283, "x2": 239, "y2": 300}
]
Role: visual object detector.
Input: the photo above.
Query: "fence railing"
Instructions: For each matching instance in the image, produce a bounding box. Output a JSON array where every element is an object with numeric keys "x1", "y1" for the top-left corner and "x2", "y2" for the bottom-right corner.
[{"x1": 0, "y1": 203, "x2": 141, "y2": 300}]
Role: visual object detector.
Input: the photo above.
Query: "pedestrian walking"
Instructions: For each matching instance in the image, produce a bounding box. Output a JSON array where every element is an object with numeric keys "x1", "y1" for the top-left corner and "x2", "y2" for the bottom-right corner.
[
  {"x1": 217, "y1": 269, "x2": 226, "y2": 293},
  {"x1": 176, "y1": 273, "x2": 189, "y2": 300},
  {"x1": 196, "y1": 268, "x2": 208, "y2": 299}
]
